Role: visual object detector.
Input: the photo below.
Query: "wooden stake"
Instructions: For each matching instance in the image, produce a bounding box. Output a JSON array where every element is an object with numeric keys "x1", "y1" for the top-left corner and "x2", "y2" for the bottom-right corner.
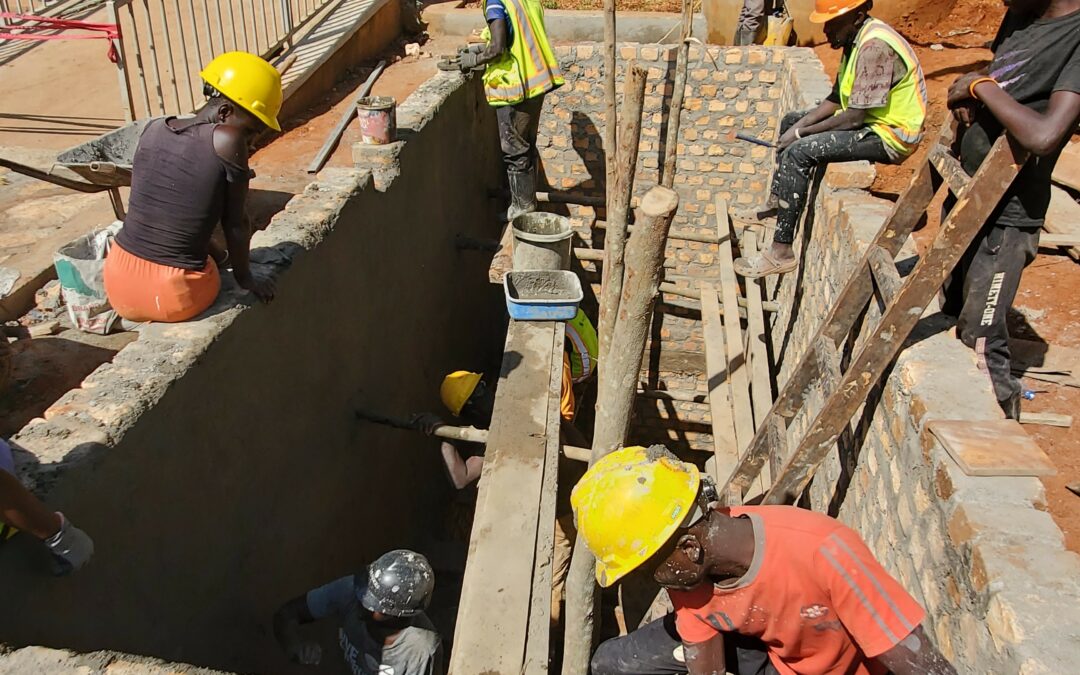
[
  {"x1": 661, "y1": 0, "x2": 693, "y2": 188},
  {"x1": 563, "y1": 186, "x2": 680, "y2": 673},
  {"x1": 597, "y1": 65, "x2": 649, "y2": 368}
]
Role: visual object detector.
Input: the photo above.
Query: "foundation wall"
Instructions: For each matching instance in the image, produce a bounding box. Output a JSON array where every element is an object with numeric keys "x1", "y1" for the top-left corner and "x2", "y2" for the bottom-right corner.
[
  {"x1": 766, "y1": 56, "x2": 1080, "y2": 675},
  {"x1": 0, "y1": 73, "x2": 505, "y2": 674}
]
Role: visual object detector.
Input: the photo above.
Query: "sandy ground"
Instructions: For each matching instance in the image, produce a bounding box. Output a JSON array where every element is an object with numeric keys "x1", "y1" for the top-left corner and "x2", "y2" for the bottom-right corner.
[{"x1": 814, "y1": 0, "x2": 1080, "y2": 553}]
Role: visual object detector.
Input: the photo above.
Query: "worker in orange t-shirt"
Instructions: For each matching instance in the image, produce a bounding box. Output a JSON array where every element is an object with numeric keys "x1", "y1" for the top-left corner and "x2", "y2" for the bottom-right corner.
[{"x1": 572, "y1": 446, "x2": 957, "y2": 675}]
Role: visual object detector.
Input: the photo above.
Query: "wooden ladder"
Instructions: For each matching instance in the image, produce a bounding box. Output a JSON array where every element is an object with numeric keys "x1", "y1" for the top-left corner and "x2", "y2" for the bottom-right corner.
[{"x1": 721, "y1": 120, "x2": 1029, "y2": 504}]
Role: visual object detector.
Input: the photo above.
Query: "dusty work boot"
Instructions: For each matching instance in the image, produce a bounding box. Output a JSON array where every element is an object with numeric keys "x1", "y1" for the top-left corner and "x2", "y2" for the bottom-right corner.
[
  {"x1": 507, "y1": 167, "x2": 538, "y2": 222},
  {"x1": 731, "y1": 194, "x2": 779, "y2": 225}
]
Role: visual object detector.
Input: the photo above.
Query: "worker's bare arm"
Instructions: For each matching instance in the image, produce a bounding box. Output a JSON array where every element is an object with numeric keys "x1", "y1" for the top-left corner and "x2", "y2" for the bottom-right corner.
[
  {"x1": 683, "y1": 634, "x2": 726, "y2": 675},
  {"x1": 213, "y1": 125, "x2": 275, "y2": 303},
  {"x1": 875, "y1": 626, "x2": 957, "y2": 675},
  {"x1": 273, "y1": 596, "x2": 323, "y2": 665},
  {"x1": 0, "y1": 469, "x2": 61, "y2": 539},
  {"x1": 950, "y1": 75, "x2": 1080, "y2": 156},
  {"x1": 476, "y1": 18, "x2": 509, "y2": 66}
]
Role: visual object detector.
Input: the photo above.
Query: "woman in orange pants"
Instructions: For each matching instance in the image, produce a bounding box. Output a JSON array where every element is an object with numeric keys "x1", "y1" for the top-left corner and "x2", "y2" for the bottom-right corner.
[{"x1": 105, "y1": 51, "x2": 280, "y2": 323}]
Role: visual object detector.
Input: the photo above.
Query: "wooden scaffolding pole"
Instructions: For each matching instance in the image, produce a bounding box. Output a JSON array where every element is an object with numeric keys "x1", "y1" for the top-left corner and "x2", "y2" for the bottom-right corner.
[
  {"x1": 661, "y1": 0, "x2": 693, "y2": 188},
  {"x1": 596, "y1": 65, "x2": 648, "y2": 370},
  {"x1": 562, "y1": 186, "x2": 680, "y2": 673}
]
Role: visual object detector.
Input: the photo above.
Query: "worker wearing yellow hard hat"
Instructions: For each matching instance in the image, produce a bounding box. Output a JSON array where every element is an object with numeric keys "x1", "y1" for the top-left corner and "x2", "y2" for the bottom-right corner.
[
  {"x1": 105, "y1": 52, "x2": 283, "y2": 324},
  {"x1": 733, "y1": 0, "x2": 926, "y2": 280},
  {"x1": 576, "y1": 445, "x2": 955, "y2": 675}
]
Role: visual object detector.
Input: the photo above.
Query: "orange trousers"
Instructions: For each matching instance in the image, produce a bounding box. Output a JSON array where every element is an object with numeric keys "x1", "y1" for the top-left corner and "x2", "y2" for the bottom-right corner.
[{"x1": 104, "y1": 242, "x2": 220, "y2": 323}]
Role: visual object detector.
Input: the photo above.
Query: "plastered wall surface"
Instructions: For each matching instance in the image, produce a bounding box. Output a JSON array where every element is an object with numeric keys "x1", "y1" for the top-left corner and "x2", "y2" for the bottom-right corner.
[{"x1": 0, "y1": 74, "x2": 505, "y2": 674}]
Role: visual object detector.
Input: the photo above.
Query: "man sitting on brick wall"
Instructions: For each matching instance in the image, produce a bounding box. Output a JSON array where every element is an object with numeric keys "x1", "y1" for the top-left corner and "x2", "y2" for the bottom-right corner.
[
  {"x1": 733, "y1": 0, "x2": 927, "y2": 278},
  {"x1": 944, "y1": 0, "x2": 1080, "y2": 419},
  {"x1": 574, "y1": 446, "x2": 958, "y2": 675}
]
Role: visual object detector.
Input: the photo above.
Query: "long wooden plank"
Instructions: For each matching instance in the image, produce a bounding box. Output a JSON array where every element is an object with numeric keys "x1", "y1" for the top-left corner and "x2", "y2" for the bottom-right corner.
[
  {"x1": 928, "y1": 144, "x2": 969, "y2": 196},
  {"x1": 741, "y1": 228, "x2": 774, "y2": 488},
  {"x1": 700, "y1": 282, "x2": 739, "y2": 483},
  {"x1": 762, "y1": 133, "x2": 1027, "y2": 503},
  {"x1": 450, "y1": 320, "x2": 558, "y2": 674},
  {"x1": 1045, "y1": 186, "x2": 1080, "y2": 261},
  {"x1": 523, "y1": 323, "x2": 565, "y2": 674},
  {"x1": 1051, "y1": 141, "x2": 1080, "y2": 191},
  {"x1": 715, "y1": 199, "x2": 755, "y2": 455}
]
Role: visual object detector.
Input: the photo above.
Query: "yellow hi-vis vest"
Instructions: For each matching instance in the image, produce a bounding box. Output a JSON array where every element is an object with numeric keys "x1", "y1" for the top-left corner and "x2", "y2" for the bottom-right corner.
[
  {"x1": 565, "y1": 309, "x2": 598, "y2": 383},
  {"x1": 837, "y1": 18, "x2": 927, "y2": 157},
  {"x1": 481, "y1": 0, "x2": 564, "y2": 106}
]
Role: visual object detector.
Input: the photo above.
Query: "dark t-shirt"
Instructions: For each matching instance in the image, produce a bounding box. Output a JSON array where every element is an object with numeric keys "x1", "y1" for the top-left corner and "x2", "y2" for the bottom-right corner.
[
  {"x1": 117, "y1": 117, "x2": 249, "y2": 269},
  {"x1": 959, "y1": 8, "x2": 1080, "y2": 228}
]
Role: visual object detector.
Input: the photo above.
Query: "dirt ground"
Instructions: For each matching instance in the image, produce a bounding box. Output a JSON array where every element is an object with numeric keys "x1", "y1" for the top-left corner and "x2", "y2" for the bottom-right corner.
[{"x1": 815, "y1": 0, "x2": 1080, "y2": 553}]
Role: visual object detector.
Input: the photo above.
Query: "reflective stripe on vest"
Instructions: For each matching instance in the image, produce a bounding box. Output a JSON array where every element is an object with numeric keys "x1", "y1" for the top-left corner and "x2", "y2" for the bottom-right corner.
[
  {"x1": 482, "y1": 0, "x2": 564, "y2": 106},
  {"x1": 837, "y1": 18, "x2": 927, "y2": 156},
  {"x1": 565, "y1": 309, "x2": 598, "y2": 383}
]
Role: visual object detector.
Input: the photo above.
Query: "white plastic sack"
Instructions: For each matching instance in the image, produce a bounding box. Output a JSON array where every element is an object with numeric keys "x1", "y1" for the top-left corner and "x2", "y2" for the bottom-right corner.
[{"x1": 53, "y1": 221, "x2": 123, "y2": 335}]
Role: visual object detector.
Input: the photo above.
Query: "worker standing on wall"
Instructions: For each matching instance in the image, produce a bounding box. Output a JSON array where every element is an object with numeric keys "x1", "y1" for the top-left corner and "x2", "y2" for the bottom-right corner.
[
  {"x1": 732, "y1": 0, "x2": 926, "y2": 278},
  {"x1": 575, "y1": 446, "x2": 958, "y2": 675},
  {"x1": 449, "y1": 0, "x2": 564, "y2": 220},
  {"x1": 944, "y1": 0, "x2": 1080, "y2": 419},
  {"x1": 273, "y1": 549, "x2": 443, "y2": 674},
  {"x1": 0, "y1": 439, "x2": 94, "y2": 575},
  {"x1": 104, "y1": 52, "x2": 281, "y2": 323}
]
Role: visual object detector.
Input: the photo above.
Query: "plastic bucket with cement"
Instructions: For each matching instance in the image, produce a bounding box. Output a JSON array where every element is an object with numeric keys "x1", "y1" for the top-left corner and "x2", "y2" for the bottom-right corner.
[
  {"x1": 511, "y1": 213, "x2": 572, "y2": 271},
  {"x1": 356, "y1": 96, "x2": 396, "y2": 145}
]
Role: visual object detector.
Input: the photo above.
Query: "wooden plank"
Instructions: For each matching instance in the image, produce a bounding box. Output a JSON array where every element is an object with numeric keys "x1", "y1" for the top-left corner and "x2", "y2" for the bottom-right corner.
[
  {"x1": 1039, "y1": 232, "x2": 1080, "y2": 248},
  {"x1": 813, "y1": 336, "x2": 842, "y2": 398},
  {"x1": 715, "y1": 198, "x2": 755, "y2": 455},
  {"x1": 450, "y1": 320, "x2": 559, "y2": 674},
  {"x1": 1019, "y1": 412, "x2": 1073, "y2": 428},
  {"x1": 1009, "y1": 337, "x2": 1080, "y2": 389},
  {"x1": 928, "y1": 144, "x2": 970, "y2": 196},
  {"x1": 1045, "y1": 185, "x2": 1080, "y2": 261},
  {"x1": 867, "y1": 245, "x2": 903, "y2": 306},
  {"x1": 700, "y1": 281, "x2": 739, "y2": 483},
  {"x1": 1051, "y1": 141, "x2": 1080, "y2": 192},
  {"x1": 523, "y1": 323, "x2": 565, "y2": 674},
  {"x1": 762, "y1": 132, "x2": 1028, "y2": 504},
  {"x1": 741, "y1": 228, "x2": 773, "y2": 489},
  {"x1": 929, "y1": 419, "x2": 1057, "y2": 476},
  {"x1": 488, "y1": 222, "x2": 514, "y2": 284}
]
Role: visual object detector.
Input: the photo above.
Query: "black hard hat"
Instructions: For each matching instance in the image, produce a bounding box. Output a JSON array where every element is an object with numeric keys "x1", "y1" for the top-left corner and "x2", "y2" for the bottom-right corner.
[{"x1": 358, "y1": 550, "x2": 435, "y2": 617}]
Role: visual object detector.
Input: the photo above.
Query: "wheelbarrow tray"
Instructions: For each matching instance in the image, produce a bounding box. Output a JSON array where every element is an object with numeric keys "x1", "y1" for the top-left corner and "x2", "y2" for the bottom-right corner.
[{"x1": 54, "y1": 119, "x2": 151, "y2": 187}]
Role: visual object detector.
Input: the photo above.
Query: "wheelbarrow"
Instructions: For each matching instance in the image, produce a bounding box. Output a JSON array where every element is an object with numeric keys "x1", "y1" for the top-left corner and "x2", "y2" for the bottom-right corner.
[{"x1": 0, "y1": 119, "x2": 150, "y2": 220}]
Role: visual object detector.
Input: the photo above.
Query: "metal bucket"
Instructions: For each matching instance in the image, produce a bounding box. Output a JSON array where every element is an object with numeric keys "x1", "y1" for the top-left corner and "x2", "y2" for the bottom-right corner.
[
  {"x1": 511, "y1": 213, "x2": 572, "y2": 271},
  {"x1": 356, "y1": 96, "x2": 396, "y2": 145}
]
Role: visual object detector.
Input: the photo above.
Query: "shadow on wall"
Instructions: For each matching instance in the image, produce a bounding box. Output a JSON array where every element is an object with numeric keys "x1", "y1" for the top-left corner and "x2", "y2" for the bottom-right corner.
[{"x1": 0, "y1": 77, "x2": 506, "y2": 674}]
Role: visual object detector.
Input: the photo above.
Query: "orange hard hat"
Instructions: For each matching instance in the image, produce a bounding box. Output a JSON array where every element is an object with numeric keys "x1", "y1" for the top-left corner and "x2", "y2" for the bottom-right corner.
[{"x1": 809, "y1": 0, "x2": 868, "y2": 24}]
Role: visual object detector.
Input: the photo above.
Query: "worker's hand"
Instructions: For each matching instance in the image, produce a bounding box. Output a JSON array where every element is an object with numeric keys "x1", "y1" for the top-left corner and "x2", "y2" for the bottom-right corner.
[
  {"x1": 44, "y1": 512, "x2": 94, "y2": 576},
  {"x1": 776, "y1": 126, "x2": 800, "y2": 152},
  {"x1": 410, "y1": 413, "x2": 445, "y2": 436},
  {"x1": 948, "y1": 72, "x2": 983, "y2": 109},
  {"x1": 952, "y1": 101, "x2": 978, "y2": 127},
  {"x1": 287, "y1": 640, "x2": 322, "y2": 666},
  {"x1": 459, "y1": 43, "x2": 485, "y2": 56},
  {"x1": 458, "y1": 51, "x2": 483, "y2": 72},
  {"x1": 237, "y1": 272, "x2": 276, "y2": 303}
]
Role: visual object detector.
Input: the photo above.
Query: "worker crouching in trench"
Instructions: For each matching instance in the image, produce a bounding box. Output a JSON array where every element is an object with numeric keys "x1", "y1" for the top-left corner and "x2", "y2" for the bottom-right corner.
[{"x1": 103, "y1": 51, "x2": 280, "y2": 323}]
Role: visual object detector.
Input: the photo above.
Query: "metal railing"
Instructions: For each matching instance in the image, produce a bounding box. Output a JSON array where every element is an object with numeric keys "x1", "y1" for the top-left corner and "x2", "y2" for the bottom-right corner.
[{"x1": 110, "y1": 0, "x2": 338, "y2": 121}]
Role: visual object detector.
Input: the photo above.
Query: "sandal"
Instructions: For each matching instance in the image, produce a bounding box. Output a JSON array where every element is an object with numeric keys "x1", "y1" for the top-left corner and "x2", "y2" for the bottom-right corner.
[{"x1": 733, "y1": 249, "x2": 798, "y2": 279}]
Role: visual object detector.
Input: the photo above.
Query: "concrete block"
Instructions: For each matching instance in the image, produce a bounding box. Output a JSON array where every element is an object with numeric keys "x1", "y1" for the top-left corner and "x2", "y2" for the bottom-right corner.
[{"x1": 824, "y1": 161, "x2": 877, "y2": 190}]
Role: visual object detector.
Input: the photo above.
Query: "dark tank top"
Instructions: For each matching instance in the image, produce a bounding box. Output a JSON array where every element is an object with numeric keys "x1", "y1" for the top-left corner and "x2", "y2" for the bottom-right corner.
[{"x1": 117, "y1": 117, "x2": 248, "y2": 270}]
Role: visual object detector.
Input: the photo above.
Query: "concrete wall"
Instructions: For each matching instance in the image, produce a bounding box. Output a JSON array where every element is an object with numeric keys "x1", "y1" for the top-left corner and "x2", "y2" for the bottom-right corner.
[
  {"x1": 765, "y1": 54, "x2": 1080, "y2": 674},
  {"x1": 0, "y1": 73, "x2": 505, "y2": 674}
]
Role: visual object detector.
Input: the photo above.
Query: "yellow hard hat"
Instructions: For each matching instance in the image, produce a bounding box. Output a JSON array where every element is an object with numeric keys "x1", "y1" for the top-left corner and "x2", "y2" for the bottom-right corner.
[
  {"x1": 571, "y1": 445, "x2": 701, "y2": 588},
  {"x1": 809, "y1": 0, "x2": 867, "y2": 24},
  {"x1": 440, "y1": 371, "x2": 482, "y2": 416},
  {"x1": 200, "y1": 51, "x2": 283, "y2": 131}
]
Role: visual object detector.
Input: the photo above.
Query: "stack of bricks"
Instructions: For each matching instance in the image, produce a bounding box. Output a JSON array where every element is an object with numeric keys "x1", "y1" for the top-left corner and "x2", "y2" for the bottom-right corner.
[
  {"x1": 538, "y1": 43, "x2": 791, "y2": 454},
  {"x1": 764, "y1": 124, "x2": 1080, "y2": 674}
]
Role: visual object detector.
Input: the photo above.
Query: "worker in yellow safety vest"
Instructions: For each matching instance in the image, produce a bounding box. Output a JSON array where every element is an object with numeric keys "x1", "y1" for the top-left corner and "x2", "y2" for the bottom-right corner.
[
  {"x1": 732, "y1": 0, "x2": 926, "y2": 279},
  {"x1": 445, "y1": 0, "x2": 564, "y2": 220}
]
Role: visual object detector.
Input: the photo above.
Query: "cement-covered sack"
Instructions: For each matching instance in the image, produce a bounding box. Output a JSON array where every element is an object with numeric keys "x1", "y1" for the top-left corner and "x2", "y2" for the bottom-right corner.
[{"x1": 54, "y1": 221, "x2": 123, "y2": 335}]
